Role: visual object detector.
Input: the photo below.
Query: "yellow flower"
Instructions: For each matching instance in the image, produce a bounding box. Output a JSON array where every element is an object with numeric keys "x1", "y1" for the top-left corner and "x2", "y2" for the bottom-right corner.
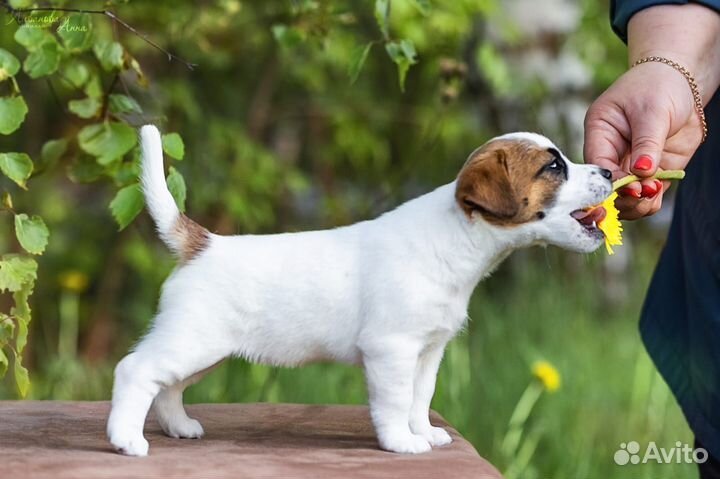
[
  {"x1": 58, "y1": 270, "x2": 89, "y2": 293},
  {"x1": 532, "y1": 360, "x2": 561, "y2": 392},
  {"x1": 596, "y1": 192, "x2": 623, "y2": 255}
]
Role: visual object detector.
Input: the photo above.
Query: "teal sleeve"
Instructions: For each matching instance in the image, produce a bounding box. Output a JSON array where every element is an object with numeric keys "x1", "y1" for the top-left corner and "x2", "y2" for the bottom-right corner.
[{"x1": 612, "y1": 0, "x2": 720, "y2": 42}]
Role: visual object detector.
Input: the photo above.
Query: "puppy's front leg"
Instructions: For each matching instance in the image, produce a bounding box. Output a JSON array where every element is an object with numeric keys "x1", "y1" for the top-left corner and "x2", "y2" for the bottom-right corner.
[
  {"x1": 363, "y1": 339, "x2": 431, "y2": 454},
  {"x1": 409, "y1": 344, "x2": 452, "y2": 447}
]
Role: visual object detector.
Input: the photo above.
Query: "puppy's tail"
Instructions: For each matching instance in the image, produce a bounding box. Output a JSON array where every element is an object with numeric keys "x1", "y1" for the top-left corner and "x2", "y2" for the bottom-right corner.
[{"x1": 140, "y1": 125, "x2": 209, "y2": 261}]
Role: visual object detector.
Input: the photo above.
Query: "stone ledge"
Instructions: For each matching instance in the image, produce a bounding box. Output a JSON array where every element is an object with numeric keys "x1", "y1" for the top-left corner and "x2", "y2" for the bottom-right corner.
[{"x1": 0, "y1": 401, "x2": 502, "y2": 479}]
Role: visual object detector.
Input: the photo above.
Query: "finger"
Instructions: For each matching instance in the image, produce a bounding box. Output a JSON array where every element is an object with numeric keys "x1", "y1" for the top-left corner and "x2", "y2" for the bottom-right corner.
[
  {"x1": 639, "y1": 178, "x2": 661, "y2": 199},
  {"x1": 646, "y1": 190, "x2": 664, "y2": 217},
  {"x1": 617, "y1": 195, "x2": 655, "y2": 220},
  {"x1": 616, "y1": 189, "x2": 665, "y2": 220},
  {"x1": 618, "y1": 181, "x2": 642, "y2": 199},
  {"x1": 660, "y1": 180, "x2": 671, "y2": 194},
  {"x1": 583, "y1": 102, "x2": 628, "y2": 170},
  {"x1": 628, "y1": 106, "x2": 670, "y2": 177}
]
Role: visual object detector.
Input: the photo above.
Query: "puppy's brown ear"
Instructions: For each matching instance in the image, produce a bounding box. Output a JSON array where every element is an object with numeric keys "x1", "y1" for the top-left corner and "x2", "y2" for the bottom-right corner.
[{"x1": 455, "y1": 148, "x2": 518, "y2": 221}]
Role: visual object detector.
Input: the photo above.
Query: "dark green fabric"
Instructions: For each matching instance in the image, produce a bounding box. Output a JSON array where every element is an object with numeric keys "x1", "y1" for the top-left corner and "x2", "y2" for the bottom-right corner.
[
  {"x1": 609, "y1": 0, "x2": 720, "y2": 459},
  {"x1": 611, "y1": 0, "x2": 720, "y2": 42},
  {"x1": 640, "y1": 88, "x2": 720, "y2": 459}
]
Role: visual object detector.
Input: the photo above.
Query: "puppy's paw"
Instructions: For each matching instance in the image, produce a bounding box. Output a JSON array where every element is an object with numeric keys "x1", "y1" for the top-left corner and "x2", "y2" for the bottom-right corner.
[
  {"x1": 421, "y1": 426, "x2": 452, "y2": 447},
  {"x1": 379, "y1": 431, "x2": 432, "y2": 454},
  {"x1": 109, "y1": 431, "x2": 149, "y2": 457},
  {"x1": 162, "y1": 417, "x2": 204, "y2": 439}
]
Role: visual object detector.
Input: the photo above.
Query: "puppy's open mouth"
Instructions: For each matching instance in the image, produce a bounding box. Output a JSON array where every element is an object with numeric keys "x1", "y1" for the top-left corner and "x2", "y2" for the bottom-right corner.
[{"x1": 570, "y1": 207, "x2": 606, "y2": 238}]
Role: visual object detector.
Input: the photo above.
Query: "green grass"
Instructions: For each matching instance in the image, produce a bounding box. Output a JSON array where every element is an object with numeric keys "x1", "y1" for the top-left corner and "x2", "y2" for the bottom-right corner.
[{"x1": 1, "y1": 235, "x2": 695, "y2": 478}]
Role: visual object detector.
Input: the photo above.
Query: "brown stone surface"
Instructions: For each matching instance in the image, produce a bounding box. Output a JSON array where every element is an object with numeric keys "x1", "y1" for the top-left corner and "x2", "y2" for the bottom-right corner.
[{"x1": 0, "y1": 401, "x2": 502, "y2": 479}]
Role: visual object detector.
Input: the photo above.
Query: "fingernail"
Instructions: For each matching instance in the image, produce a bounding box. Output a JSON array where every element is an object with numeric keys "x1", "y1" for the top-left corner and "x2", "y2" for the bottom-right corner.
[
  {"x1": 620, "y1": 187, "x2": 641, "y2": 198},
  {"x1": 641, "y1": 183, "x2": 658, "y2": 198},
  {"x1": 643, "y1": 186, "x2": 659, "y2": 199},
  {"x1": 634, "y1": 155, "x2": 653, "y2": 171},
  {"x1": 654, "y1": 180, "x2": 663, "y2": 192}
]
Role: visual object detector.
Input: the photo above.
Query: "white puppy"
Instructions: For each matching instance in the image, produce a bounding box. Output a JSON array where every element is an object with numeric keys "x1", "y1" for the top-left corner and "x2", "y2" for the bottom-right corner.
[{"x1": 107, "y1": 126, "x2": 612, "y2": 456}]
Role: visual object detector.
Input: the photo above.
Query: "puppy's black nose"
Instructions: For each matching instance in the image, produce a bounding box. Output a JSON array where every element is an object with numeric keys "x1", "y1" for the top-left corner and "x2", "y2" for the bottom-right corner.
[{"x1": 599, "y1": 168, "x2": 612, "y2": 180}]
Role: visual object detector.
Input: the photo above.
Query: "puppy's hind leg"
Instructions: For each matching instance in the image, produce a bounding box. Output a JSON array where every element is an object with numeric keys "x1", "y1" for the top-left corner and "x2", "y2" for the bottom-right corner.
[
  {"x1": 153, "y1": 361, "x2": 222, "y2": 439},
  {"x1": 107, "y1": 326, "x2": 227, "y2": 456}
]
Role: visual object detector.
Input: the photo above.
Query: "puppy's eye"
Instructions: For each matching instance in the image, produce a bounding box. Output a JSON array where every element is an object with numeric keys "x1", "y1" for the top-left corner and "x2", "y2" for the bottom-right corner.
[
  {"x1": 538, "y1": 148, "x2": 567, "y2": 179},
  {"x1": 546, "y1": 158, "x2": 562, "y2": 171}
]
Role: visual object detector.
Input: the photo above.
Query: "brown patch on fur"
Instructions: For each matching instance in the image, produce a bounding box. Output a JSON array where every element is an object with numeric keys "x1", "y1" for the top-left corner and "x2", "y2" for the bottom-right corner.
[
  {"x1": 174, "y1": 215, "x2": 209, "y2": 261},
  {"x1": 455, "y1": 139, "x2": 564, "y2": 226}
]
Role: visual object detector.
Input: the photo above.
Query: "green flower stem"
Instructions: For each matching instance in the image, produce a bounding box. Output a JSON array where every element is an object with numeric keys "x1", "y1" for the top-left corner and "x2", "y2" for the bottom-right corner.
[
  {"x1": 612, "y1": 170, "x2": 686, "y2": 191},
  {"x1": 500, "y1": 381, "x2": 544, "y2": 459}
]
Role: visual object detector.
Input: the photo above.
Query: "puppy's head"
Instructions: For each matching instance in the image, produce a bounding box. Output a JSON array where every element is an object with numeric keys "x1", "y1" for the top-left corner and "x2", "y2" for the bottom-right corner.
[{"x1": 455, "y1": 133, "x2": 612, "y2": 253}]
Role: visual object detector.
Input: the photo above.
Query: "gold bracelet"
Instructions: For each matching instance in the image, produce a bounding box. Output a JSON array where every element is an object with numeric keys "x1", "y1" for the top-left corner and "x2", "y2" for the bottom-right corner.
[{"x1": 632, "y1": 56, "x2": 708, "y2": 143}]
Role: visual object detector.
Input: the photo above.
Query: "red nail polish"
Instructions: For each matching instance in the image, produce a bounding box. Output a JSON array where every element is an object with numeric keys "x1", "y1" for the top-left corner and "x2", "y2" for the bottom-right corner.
[
  {"x1": 641, "y1": 183, "x2": 658, "y2": 198},
  {"x1": 654, "y1": 180, "x2": 663, "y2": 191},
  {"x1": 620, "y1": 187, "x2": 641, "y2": 199},
  {"x1": 643, "y1": 186, "x2": 659, "y2": 199},
  {"x1": 634, "y1": 155, "x2": 653, "y2": 171}
]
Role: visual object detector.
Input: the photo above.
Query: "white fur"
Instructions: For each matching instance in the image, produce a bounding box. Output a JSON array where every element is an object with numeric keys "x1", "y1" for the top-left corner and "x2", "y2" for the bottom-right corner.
[
  {"x1": 140, "y1": 126, "x2": 183, "y2": 255},
  {"x1": 107, "y1": 128, "x2": 611, "y2": 456}
]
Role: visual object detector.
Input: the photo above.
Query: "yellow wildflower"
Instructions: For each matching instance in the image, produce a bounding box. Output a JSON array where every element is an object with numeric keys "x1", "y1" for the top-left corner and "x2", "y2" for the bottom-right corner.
[
  {"x1": 596, "y1": 192, "x2": 623, "y2": 255},
  {"x1": 58, "y1": 270, "x2": 89, "y2": 293},
  {"x1": 532, "y1": 360, "x2": 561, "y2": 392}
]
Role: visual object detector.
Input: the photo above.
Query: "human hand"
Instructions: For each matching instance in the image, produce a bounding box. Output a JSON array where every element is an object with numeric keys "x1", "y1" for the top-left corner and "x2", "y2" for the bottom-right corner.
[
  {"x1": 583, "y1": 61, "x2": 702, "y2": 219},
  {"x1": 583, "y1": 4, "x2": 720, "y2": 220}
]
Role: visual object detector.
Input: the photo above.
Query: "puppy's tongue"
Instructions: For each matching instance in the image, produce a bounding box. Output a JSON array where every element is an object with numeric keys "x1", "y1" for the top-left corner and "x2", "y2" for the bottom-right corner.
[{"x1": 571, "y1": 206, "x2": 607, "y2": 226}]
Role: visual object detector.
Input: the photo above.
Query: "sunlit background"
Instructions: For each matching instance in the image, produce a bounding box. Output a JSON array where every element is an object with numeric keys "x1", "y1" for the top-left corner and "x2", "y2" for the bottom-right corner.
[{"x1": 0, "y1": 1, "x2": 693, "y2": 477}]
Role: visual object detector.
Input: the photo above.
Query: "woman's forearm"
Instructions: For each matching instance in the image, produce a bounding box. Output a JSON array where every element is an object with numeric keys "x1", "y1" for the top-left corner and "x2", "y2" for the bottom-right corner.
[{"x1": 628, "y1": 3, "x2": 720, "y2": 104}]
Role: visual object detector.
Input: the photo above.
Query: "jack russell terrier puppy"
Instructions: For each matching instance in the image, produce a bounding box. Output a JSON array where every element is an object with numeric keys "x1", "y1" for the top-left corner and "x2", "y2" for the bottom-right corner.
[{"x1": 107, "y1": 125, "x2": 612, "y2": 456}]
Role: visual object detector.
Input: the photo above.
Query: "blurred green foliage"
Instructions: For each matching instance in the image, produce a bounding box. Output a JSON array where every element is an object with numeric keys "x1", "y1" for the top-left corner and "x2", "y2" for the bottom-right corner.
[{"x1": 0, "y1": 0, "x2": 693, "y2": 477}]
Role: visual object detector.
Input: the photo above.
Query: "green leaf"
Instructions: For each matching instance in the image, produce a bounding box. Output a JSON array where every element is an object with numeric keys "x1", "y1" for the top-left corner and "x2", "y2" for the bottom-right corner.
[
  {"x1": 0, "y1": 152, "x2": 33, "y2": 188},
  {"x1": 109, "y1": 94, "x2": 142, "y2": 115},
  {"x1": 115, "y1": 162, "x2": 140, "y2": 186},
  {"x1": 93, "y1": 40, "x2": 124, "y2": 71},
  {"x1": 12, "y1": 281, "x2": 35, "y2": 358},
  {"x1": 84, "y1": 74, "x2": 103, "y2": 99},
  {"x1": 14, "y1": 25, "x2": 53, "y2": 51},
  {"x1": 0, "y1": 347, "x2": 7, "y2": 378},
  {"x1": 62, "y1": 60, "x2": 90, "y2": 88},
  {"x1": 68, "y1": 97, "x2": 101, "y2": 119},
  {"x1": 349, "y1": 43, "x2": 373, "y2": 84},
  {"x1": 15, "y1": 315, "x2": 28, "y2": 354},
  {"x1": 67, "y1": 155, "x2": 104, "y2": 183},
  {"x1": 78, "y1": 122, "x2": 136, "y2": 165},
  {"x1": 385, "y1": 40, "x2": 418, "y2": 92},
  {"x1": 410, "y1": 0, "x2": 431, "y2": 15},
  {"x1": 12, "y1": 283, "x2": 32, "y2": 324},
  {"x1": 110, "y1": 184, "x2": 144, "y2": 230},
  {"x1": 162, "y1": 133, "x2": 185, "y2": 160},
  {"x1": 271, "y1": 24, "x2": 304, "y2": 49},
  {"x1": 0, "y1": 48, "x2": 21, "y2": 80},
  {"x1": 0, "y1": 255, "x2": 37, "y2": 293},
  {"x1": 23, "y1": 42, "x2": 60, "y2": 78},
  {"x1": 167, "y1": 167, "x2": 186, "y2": 212},
  {"x1": 14, "y1": 214, "x2": 49, "y2": 255},
  {"x1": 0, "y1": 96, "x2": 28, "y2": 135},
  {"x1": 13, "y1": 350, "x2": 29, "y2": 397},
  {"x1": 9, "y1": 0, "x2": 34, "y2": 7},
  {"x1": 2, "y1": 191, "x2": 12, "y2": 210},
  {"x1": 0, "y1": 313, "x2": 14, "y2": 343},
  {"x1": 40, "y1": 138, "x2": 68, "y2": 169},
  {"x1": 57, "y1": 14, "x2": 93, "y2": 52},
  {"x1": 374, "y1": 0, "x2": 390, "y2": 38}
]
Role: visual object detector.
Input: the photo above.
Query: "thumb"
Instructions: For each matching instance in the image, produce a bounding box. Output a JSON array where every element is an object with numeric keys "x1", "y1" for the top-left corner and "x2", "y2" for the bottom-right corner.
[{"x1": 629, "y1": 113, "x2": 669, "y2": 177}]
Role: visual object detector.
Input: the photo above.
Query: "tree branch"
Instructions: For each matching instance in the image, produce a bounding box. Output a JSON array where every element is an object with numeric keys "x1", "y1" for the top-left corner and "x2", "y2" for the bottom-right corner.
[{"x1": 1, "y1": 1, "x2": 197, "y2": 70}]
